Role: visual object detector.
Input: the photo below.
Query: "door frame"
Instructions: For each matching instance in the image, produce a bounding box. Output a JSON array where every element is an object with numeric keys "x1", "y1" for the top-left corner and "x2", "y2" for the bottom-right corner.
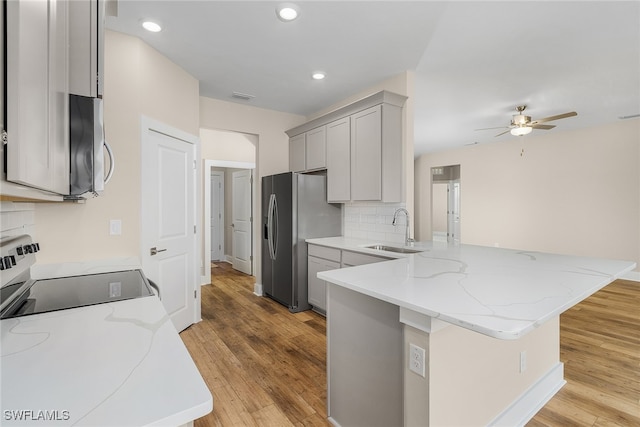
[
  {"x1": 202, "y1": 159, "x2": 255, "y2": 285},
  {"x1": 140, "y1": 116, "x2": 201, "y2": 326},
  {"x1": 210, "y1": 171, "x2": 225, "y2": 262}
]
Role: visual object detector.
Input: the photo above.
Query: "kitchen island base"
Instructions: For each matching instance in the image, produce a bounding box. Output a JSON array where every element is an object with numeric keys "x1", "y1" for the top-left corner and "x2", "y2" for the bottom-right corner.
[{"x1": 328, "y1": 283, "x2": 565, "y2": 427}]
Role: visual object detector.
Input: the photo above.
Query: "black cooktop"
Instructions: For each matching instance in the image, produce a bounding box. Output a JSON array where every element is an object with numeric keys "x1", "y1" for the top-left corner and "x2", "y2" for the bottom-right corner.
[{"x1": 0, "y1": 270, "x2": 154, "y2": 319}]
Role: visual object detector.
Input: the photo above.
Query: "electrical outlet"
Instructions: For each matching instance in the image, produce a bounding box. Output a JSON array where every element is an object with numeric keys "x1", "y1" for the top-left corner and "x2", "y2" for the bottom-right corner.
[
  {"x1": 409, "y1": 343, "x2": 426, "y2": 378},
  {"x1": 110, "y1": 219, "x2": 122, "y2": 236},
  {"x1": 520, "y1": 350, "x2": 527, "y2": 373}
]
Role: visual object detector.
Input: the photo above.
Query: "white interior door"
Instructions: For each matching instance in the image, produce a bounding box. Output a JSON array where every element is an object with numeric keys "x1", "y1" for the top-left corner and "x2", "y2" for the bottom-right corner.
[
  {"x1": 448, "y1": 180, "x2": 461, "y2": 244},
  {"x1": 210, "y1": 172, "x2": 223, "y2": 262},
  {"x1": 141, "y1": 118, "x2": 197, "y2": 332},
  {"x1": 232, "y1": 170, "x2": 252, "y2": 275}
]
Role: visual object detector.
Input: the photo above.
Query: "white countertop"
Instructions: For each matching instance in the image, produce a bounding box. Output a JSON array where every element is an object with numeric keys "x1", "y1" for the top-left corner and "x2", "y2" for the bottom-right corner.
[
  {"x1": 1, "y1": 281, "x2": 212, "y2": 425},
  {"x1": 314, "y1": 238, "x2": 636, "y2": 340},
  {"x1": 307, "y1": 236, "x2": 427, "y2": 258}
]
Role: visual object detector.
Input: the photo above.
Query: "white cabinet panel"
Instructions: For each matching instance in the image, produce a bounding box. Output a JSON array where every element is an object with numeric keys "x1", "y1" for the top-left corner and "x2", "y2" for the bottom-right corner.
[
  {"x1": 6, "y1": 0, "x2": 69, "y2": 195},
  {"x1": 326, "y1": 117, "x2": 351, "y2": 202},
  {"x1": 305, "y1": 126, "x2": 326, "y2": 171}
]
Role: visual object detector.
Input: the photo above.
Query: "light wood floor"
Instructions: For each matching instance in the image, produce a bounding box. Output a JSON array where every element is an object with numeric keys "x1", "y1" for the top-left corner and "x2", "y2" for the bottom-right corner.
[{"x1": 181, "y1": 263, "x2": 640, "y2": 426}]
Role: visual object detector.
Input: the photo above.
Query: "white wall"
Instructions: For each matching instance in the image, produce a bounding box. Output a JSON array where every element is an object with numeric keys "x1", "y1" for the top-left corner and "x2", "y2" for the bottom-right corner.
[
  {"x1": 415, "y1": 119, "x2": 640, "y2": 273},
  {"x1": 199, "y1": 97, "x2": 305, "y2": 288},
  {"x1": 33, "y1": 30, "x2": 200, "y2": 264},
  {"x1": 201, "y1": 128, "x2": 256, "y2": 163}
]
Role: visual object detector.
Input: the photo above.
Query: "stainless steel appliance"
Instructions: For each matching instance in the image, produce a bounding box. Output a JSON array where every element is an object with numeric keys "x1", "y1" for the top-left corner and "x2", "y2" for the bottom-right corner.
[
  {"x1": 262, "y1": 172, "x2": 341, "y2": 312},
  {"x1": 65, "y1": 94, "x2": 114, "y2": 201},
  {"x1": 0, "y1": 235, "x2": 156, "y2": 319}
]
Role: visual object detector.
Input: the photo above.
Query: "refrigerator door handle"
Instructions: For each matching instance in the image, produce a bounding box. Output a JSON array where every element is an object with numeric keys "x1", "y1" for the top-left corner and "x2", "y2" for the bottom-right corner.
[
  {"x1": 272, "y1": 195, "x2": 279, "y2": 260},
  {"x1": 267, "y1": 194, "x2": 276, "y2": 260}
]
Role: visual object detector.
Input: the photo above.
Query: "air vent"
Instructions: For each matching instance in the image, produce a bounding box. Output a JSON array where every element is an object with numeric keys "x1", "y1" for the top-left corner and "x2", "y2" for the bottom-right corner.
[{"x1": 232, "y1": 91, "x2": 255, "y2": 101}]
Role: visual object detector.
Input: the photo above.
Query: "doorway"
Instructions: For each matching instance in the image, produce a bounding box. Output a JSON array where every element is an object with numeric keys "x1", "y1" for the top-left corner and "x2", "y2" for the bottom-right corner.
[
  {"x1": 203, "y1": 160, "x2": 255, "y2": 282},
  {"x1": 431, "y1": 165, "x2": 461, "y2": 244}
]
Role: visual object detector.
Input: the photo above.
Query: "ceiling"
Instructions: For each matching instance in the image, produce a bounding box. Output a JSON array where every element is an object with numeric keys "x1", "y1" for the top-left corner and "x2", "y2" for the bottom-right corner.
[{"x1": 106, "y1": 1, "x2": 640, "y2": 156}]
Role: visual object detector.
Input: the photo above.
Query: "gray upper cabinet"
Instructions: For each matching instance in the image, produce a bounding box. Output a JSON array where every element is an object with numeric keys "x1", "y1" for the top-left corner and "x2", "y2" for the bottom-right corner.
[
  {"x1": 289, "y1": 125, "x2": 327, "y2": 173},
  {"x1": 2, "y1": 0, "x2": 106, "y2": 201},
  {"x1": 305, "y1": 126, "x2": 326, "y2": 171},
  {"x1": 5, "y1": 0, "x2": 69, "y2": 196},
  {"x1": 326, "y1": 117, "x2": 351, "y2": 202},
  {"x1": 287, "y1": 91, "x2": 406, "y2": 203},
  {"x1": 351, "y1": 105, "x2": 382, "y2": 201},
  {"x1": 69, "y1": 0, "x2": 105, "y2": 97},
  {"x1": 289, "y1": 133, "x2": 306, "y2": 172}
]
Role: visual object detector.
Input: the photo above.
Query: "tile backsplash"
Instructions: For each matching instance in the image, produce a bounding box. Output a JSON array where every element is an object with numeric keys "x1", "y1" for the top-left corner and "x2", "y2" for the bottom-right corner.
[
  {"x1": 0, "y1": 202, "x2": 36, "y2": 239},
  {"x1": 343, "y1": 202, "x2": 410, "y2": 244}
]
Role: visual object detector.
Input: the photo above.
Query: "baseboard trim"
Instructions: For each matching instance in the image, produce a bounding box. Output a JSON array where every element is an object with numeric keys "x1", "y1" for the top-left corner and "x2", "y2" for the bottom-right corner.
[
  {"x1": 327, "y1": 416, "x2": 341, "y2": 427},
  {"x1": 254, "y1": 282, "x2": 263, "y2": 296},
  {"x1": 489, "y1": 362, "x2": 566, "y2": 427},
  {"x1": 622, "y1": 270, "x2": 640, "y2": 282}
]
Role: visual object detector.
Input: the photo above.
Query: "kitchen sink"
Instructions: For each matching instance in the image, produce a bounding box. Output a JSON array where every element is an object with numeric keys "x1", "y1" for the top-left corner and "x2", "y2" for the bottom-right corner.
[{"x1": 365, "y1": 244, "x2": 423, "y2": 254}]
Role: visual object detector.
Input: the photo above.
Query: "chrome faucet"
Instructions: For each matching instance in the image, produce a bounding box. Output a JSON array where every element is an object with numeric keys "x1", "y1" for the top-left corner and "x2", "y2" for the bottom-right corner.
[{"x1": 392, "y1": 208, "x2": 414, "y2": 245}]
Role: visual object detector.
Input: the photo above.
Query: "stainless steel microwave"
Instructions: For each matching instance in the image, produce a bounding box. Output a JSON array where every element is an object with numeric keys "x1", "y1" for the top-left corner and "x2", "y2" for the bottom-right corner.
[{"x1": 65, "y1": 94, "x2": 114, "y2": 200}]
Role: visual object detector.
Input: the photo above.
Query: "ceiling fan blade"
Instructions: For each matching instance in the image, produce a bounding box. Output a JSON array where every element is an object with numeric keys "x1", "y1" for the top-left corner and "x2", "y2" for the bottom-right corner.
[
  {"x1": 531, "y1": 124, "x2": 556, "y2": 130},
  {"x1": 494, "y1": 129, "x2": 512, "y2": 137},
  {"x1": 475, "y1": 126, "x2": 510, "y2": 131},
  {"x1": 532, "y1": 111, "x2": 577, "y2": 124}
]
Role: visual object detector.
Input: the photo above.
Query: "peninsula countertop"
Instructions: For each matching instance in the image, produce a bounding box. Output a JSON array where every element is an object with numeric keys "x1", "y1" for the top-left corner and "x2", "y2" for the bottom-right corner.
[{"x1": 315, "y1": 239, "x2": 636, "y2": 340}]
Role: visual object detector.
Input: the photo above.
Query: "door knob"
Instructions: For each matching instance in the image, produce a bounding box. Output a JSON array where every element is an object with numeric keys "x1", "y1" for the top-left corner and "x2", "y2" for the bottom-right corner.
[{"x1": 150, "y1": 247, "x2": 167, "y2": 256}]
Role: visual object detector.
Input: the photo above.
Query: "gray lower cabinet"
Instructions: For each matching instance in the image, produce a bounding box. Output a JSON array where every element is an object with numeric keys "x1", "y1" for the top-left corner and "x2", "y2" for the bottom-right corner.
[
  {"x1": 307, "y1": 245, "x2": 341, "y2": 314},
  {"x1": 308, "y1": 245, "x2": 391, "y2": 314},
  {"x1": 341, "y1": 249, "x2": 391, "y2": 268}
]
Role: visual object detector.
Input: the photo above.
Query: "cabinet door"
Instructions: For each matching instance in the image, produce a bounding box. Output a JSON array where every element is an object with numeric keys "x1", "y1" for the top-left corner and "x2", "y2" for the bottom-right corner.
[
  {"x1": 308, "y1": 256, "x2": 340, "y2": 313},
  {"x1": 69, "y1": 0, "x2": 100, "y2": 97},
  {"x1": 326, "y1": 117, "x2": 351, "y2": 202},
  {"x1": 289, "y1": 134, "x2": 306, "y2": 172},
  {"x1": 305, "y1": 126, "x2": 326, "y2": 170},
  {"x1": 6, "y1": 0, "x2": 69, "y2": 195},
  {"x1": 351, "y1": 105, "x2": 382, "y2": 201}
]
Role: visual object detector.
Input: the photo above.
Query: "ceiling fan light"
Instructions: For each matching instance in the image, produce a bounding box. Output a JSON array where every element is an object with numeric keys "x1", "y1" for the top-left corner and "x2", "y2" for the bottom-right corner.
[{"x1": 510, "y1": 126, "x2": 533, "y2": 136}]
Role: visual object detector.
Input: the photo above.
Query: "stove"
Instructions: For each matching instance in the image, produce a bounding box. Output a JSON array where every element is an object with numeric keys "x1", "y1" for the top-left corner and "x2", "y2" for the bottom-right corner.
[{"x1": 0, "y1": 235, "x2": 156, "y2": 319}]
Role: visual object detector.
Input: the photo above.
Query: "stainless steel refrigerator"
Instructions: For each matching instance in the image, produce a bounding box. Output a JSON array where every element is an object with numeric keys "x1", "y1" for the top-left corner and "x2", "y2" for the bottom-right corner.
[{"x1": 262, "y1": 172, "x2": 342, "y2": 312}]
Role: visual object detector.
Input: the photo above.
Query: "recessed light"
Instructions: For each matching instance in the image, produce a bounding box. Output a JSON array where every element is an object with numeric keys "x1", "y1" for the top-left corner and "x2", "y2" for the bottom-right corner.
[
  {"x1": 276, "y1": 3, "x2": 299, "y2": 22},
  {"x1": 142, "y1": 20, "x2": 162, "y2": 33},
  {"x1": 312, "y1": 72, "x2": 326, "y2": 80}
]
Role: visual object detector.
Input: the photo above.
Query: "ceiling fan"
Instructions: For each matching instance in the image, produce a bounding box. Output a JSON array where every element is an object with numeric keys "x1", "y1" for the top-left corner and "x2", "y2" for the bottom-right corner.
[{"x1": 477, "y1": 106, "x2": 577, "y2": 137}]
